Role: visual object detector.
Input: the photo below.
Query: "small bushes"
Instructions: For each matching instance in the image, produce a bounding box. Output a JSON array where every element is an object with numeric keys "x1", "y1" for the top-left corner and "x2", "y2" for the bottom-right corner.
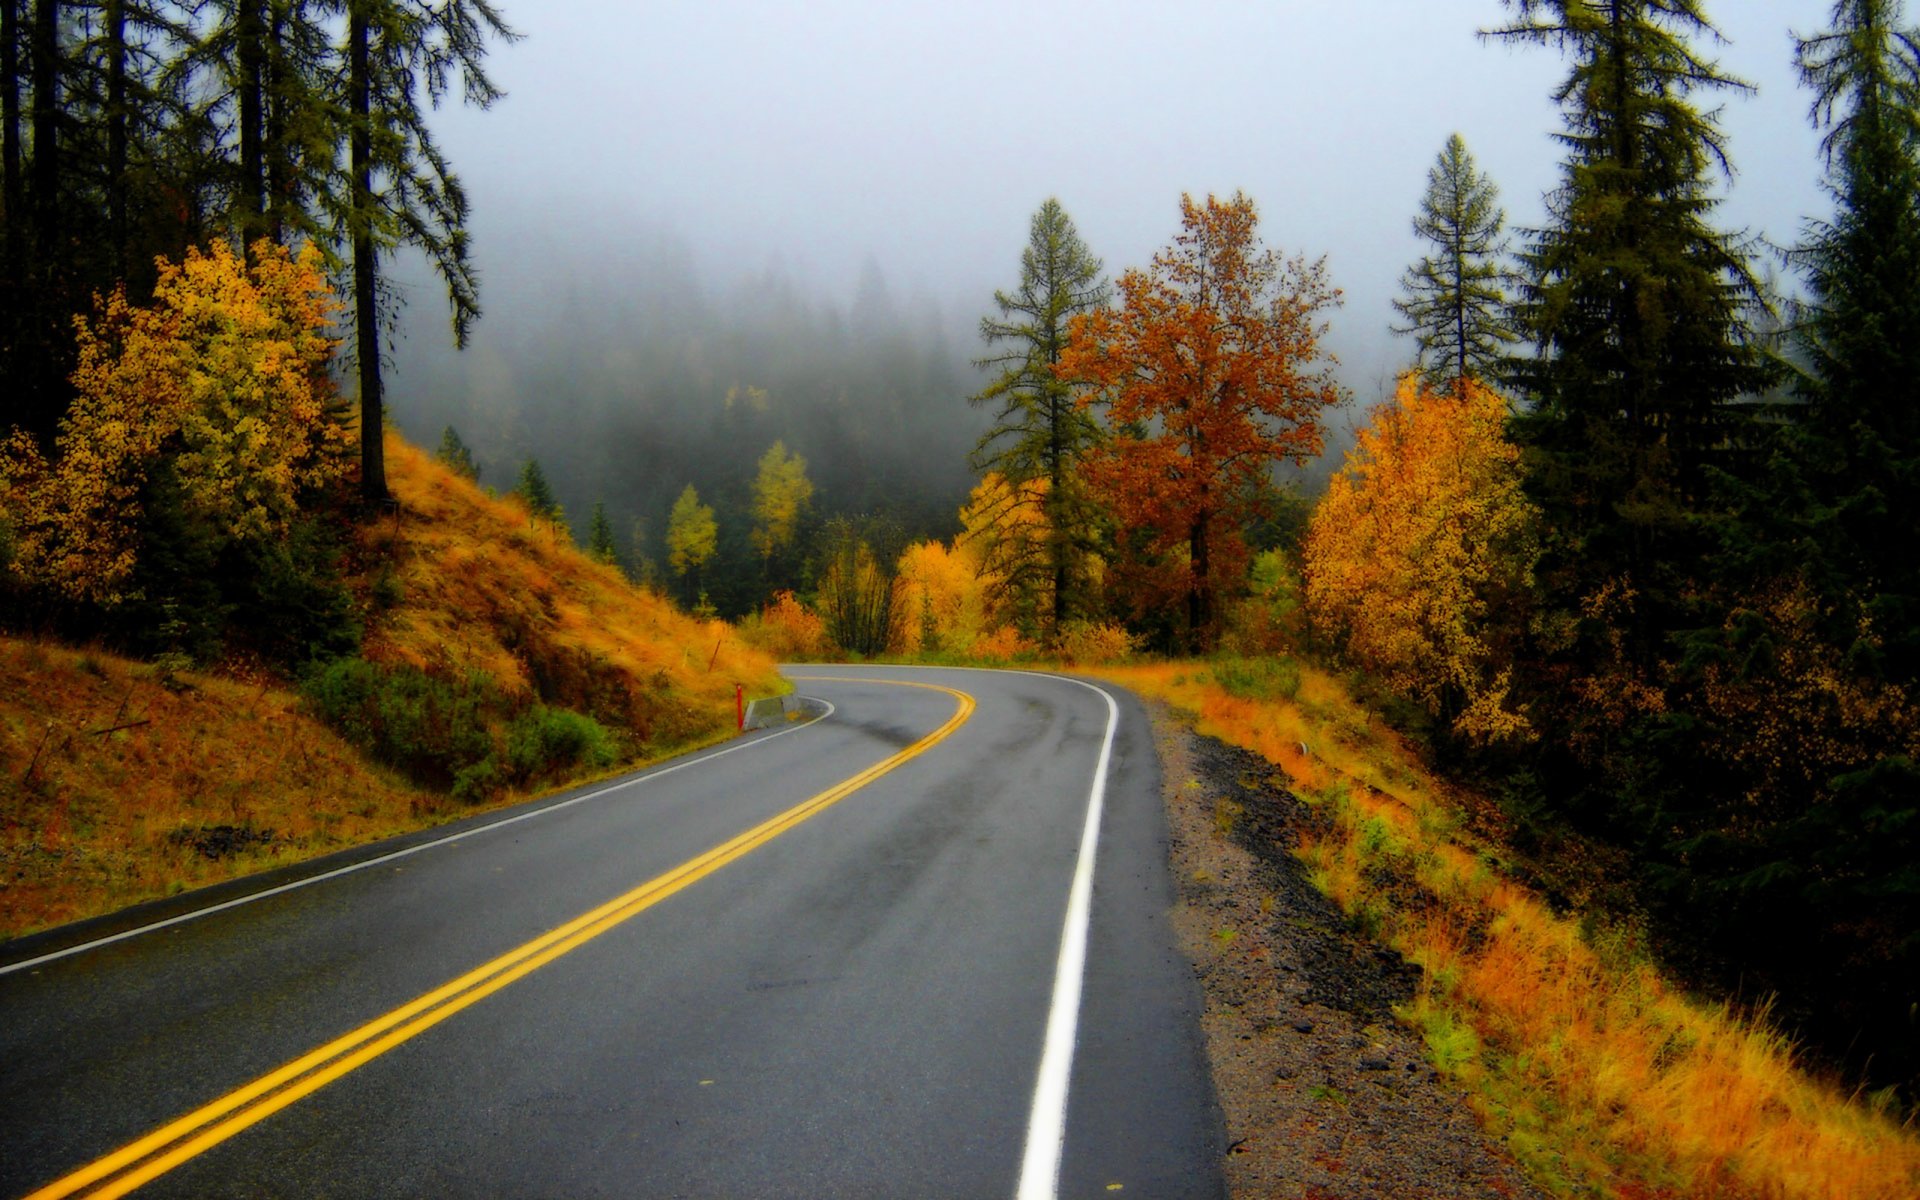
[
  {"x1": 507, "y1": 705, "x2": 619, "y2": 783},
  {"x1": 1211, "y1": 655, "x2": 1303, "y2": 702},
  {"x1": 302, "y1": 656, "x2": 627, "y2": 800},
  {"x1": 301, "y1": 658, "x2": 494, "y2": 790}
]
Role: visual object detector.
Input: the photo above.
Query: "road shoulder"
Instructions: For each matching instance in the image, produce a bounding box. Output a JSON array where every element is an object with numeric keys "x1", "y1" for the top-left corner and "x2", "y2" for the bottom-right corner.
[{"x1": 1147, "y1": 699, "x2": 1547, "y2": 1199}]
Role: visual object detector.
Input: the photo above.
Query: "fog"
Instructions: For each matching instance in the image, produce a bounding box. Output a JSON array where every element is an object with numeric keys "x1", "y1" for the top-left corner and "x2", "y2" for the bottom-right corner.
[{"x1": 385, "y1": 0, "x2": 1833, "y2": 580}]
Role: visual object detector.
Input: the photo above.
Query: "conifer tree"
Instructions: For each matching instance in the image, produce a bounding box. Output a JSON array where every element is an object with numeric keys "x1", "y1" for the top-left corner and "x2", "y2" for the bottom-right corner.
[
  {"x1": 514, "y1": 457, "x2": 559, "y2": 525},
  {"x1": 970, "y1": 198, "x2": 1110, "y2": 641},
  {"x1": 1487, "y1": 0, "x2": 1771, "y2": 664},
  {"x1": 1392, "y1": 133, "x2": 1517, "y2": 390},
  {"x1": 586, "y1": 500, "x2": 619, "y2": 568},
  {"x1": 338, "y1": 0, "x2": 517, "y2": 502},
  {"x1": 1790, "y1": 0, "x2": 1920, "y2": 675},
  {"x1": 436, "y1": 424, "x2": 478, "y2": 481}
]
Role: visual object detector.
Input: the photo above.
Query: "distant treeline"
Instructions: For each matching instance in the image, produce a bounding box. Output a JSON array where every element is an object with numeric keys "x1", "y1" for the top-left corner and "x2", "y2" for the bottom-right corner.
[{"x1": 393, "y1": 240, "x2": 985, "y2": 618}]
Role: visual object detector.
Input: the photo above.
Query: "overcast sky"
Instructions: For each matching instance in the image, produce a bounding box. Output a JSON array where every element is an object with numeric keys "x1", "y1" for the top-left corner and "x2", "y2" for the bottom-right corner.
[{"x1": 417, "y1": 0, "x2": 1835, "y2": 406}]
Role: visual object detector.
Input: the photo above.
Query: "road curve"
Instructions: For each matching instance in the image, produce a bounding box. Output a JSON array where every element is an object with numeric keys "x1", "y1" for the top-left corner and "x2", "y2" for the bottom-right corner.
[{"x1": 0, "y1": 665, "x2": 1224, "y2": 1199}]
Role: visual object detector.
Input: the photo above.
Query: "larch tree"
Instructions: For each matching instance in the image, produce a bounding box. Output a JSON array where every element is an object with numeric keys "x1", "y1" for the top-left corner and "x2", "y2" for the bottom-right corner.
[
  {"x1": 337, "y1": 0, "x2": 517, "y2": 502},
  {"x1": 749, "y1": 440, "x2": 813, "y2": 573},
  {"x1": 1057, "y1": 192, "x2": 1343, "y2": 650},
  {"x1": 666, "y1": 483, "x2": 717, "y2": 603},
  {"x1": 969, "y1": 197, "x2": 1109, "y2": 642},
  {"x1": 1392, "y1": 133, "x2": 1517, "y2": 391}
]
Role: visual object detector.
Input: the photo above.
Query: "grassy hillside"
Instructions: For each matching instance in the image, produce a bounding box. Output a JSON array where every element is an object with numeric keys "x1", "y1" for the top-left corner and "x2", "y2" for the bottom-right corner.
[
  {"x1": 0, "y1": 433, "x2": 782, "y2": 941},
  {"x1": 1100, "y1": 659, "x2": 1920, "y2": 1200}
]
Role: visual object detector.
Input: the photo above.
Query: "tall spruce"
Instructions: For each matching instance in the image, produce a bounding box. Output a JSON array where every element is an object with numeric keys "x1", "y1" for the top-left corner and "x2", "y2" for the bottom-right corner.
[
  {"x1": 1487, "y1": 0, "x2": 1771, "y2": 663},
  {"x1": 1792, "y1": 0, "x2": 1920, "y2": 674},
  {"x1": 338, "y1": 0, "x2": 517, "y2": 502},
  {"x1": 969, "y1": 198, "x2": 1110, "y2": 641},
  {"x1": 1392, "y1": 133, "x2": 1517, "y2": 390}
]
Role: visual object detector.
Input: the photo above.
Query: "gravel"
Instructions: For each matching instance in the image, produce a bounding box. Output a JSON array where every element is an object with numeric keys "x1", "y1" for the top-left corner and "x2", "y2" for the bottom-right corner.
[{"x1": 1150, "y1": 703, "x2": 1548, "y2": 1200}]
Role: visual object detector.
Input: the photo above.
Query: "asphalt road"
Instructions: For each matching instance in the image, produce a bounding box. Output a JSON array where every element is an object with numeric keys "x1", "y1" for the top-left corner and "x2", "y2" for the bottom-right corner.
[{"x1": 0, "y1": 665, "x2": 1224, "y2": 1199}]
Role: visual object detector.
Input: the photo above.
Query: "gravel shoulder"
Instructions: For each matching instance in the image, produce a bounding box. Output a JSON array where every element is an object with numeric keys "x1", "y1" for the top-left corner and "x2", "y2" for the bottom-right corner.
[{"x1": 1147, "y1": 699, "x2": 1548, "y2": 1200}]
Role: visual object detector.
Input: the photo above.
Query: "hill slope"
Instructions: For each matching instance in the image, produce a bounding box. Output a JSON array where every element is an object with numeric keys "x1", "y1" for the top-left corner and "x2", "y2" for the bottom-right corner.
[{"x1": 0, "y1": 433, "x2": 781, "y2": 941}]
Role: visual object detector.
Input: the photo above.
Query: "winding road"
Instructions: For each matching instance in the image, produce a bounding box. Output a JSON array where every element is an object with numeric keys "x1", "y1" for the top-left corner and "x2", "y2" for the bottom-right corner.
[{"x1": 0, "y1": 666, "x2": 1224, "y2": 1199}]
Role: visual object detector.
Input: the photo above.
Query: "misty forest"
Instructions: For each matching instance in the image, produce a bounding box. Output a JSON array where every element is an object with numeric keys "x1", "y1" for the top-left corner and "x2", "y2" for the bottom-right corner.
[{"x1": 3, "y1": 0, "x2": 1920, "y2": 1184}]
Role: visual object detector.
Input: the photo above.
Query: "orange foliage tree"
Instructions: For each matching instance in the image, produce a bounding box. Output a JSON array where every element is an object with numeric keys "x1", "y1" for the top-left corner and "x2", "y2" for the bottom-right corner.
[
  {"x1": 1058, "y1": 193, "x2": 1343, "y2": 648},
  {"x1": 1304, "y1": 376, "x2": 1540, "y2": 743},
  {"x1": 1, "y1": 240, "x2": 350, "y2": 605}
]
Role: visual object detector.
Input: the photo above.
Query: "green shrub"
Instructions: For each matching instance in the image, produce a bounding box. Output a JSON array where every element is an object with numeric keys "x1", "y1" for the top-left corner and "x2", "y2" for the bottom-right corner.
[
  {"x1": 302, "y1": 658, "x2": 495, "y2": 789},
  {"x1": 1210, "y1": 655, "x2": 1303, "y2": 702},
  {"x1": 506, "y1": 704, "x2": 619, "y2": 783}
]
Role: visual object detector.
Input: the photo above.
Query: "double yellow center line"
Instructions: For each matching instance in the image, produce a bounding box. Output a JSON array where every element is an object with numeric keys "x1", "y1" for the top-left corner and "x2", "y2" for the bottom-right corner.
[{"x1": 28, "y1": 678, "x2": 972, "y2": 1200}]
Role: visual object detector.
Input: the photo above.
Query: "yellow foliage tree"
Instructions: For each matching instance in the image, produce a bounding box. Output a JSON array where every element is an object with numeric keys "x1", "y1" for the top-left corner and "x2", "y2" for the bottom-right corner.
[
  {"x1": 665, "y1": 483, "x2": 718, "y2": 602},
  {"x1": 1304, "y1": 376, "x2": 1539, "y2": 743},
  {"x1": 1, "y1": 239, "x2": 350, "y2": 605},
  {"x1": 749, "y1": 440, "x2": 813, "y2": 565}
]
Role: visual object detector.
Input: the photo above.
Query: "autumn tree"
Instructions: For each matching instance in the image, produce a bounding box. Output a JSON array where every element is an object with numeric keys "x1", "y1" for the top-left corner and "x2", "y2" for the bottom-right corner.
[
  {"x1": 666, "y1": 482, "x2": 717, "y2": 604},
  {"x1": 970, "y1": 197, "x2": 1110, "y2": 640},
  {"x1": 815, "y1": 517, "x2": 896, "y2": 658},
  {"x1": 1392, "y1": 133, "x2": 1517, "y2": 390},
  {"x1": 1058, "y1": 192, "x2": 1344, "y2": 650},
  {"x1": 749, "y1": 440, "x2": 813, "y2": 573},
  {"x1": 1, "y1": 239, "x2": 350, "y2": 605},
  {"x1": 1305, "y1": 377, "x2": 1540, "y2": 743}
]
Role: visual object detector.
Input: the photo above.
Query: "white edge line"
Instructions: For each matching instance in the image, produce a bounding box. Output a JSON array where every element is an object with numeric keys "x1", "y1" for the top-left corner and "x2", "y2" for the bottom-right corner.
[
  {"x1": 1016, "y1": 672, "x2": 1121, "y2": 1200},
  {"x1": 0, "y1": 696, "x2": 835, "y2": 977}
]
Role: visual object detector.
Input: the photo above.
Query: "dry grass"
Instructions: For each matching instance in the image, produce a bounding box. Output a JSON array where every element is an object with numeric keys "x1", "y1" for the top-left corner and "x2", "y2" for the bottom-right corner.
[
  {"x1": 367, "y1": 435, "x2": 782, "y2": 744},
  {"x1": 1097, "y1": 659, "x2": 1920, "y2": 1200},
  {"x1": 0, "y1": 433, "x2": 784, "y2": 941},
  {"x1": 0, "y1": 634, "x2": 436, "y2": 939}
]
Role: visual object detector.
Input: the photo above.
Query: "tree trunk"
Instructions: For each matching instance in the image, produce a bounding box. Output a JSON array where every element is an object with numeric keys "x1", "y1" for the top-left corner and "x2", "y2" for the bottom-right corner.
[
  {"x1": 104, "y1": 0, "x2": 125, "y2": 276},
  {"x1": 349, "y1": 3, "x2": 385, "y2": 502},
  {"x1": 3, "y1": 0, "x2": 22, "y2": 265},
  {"x1": 28, "y1": 0, "x2": 54, "y2": 258},
  {"x1": 264, "y1": 0, "x2": 286, "y2": 244},
  {"x1": 237, "y1": 0, "x2": 265, "y2": 246},
  {"x1": 1188, "y1": 509, "x2": 1212, "y2": 650}
]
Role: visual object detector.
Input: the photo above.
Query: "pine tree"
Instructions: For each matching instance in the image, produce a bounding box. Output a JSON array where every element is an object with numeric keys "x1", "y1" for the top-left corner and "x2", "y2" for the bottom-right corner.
[
  {"x1": 338, "y1": 0, "x2": 517, "y2": 501},
  {"x1": 435, "y1": 424, "x2": 478, "y2": 481},
  {"x1": 1392, "y1": 133, "x2": 1517, "y2": 390},
  {"x1": 1791, "y1": 0, "x2": 1920, "y2": 675},
  {"x1": 586, "y1": 500, "x2": 619, "y2": 568},
  {"x1": 969, "y1": 198, "x2": 1110, "y2": 641},
  {"x1": 514, "y1": 457, "x2": 559, "y2": 525},
  {"x1": 1487, "y1": 0, "x2": 1772, "y2": 664}
]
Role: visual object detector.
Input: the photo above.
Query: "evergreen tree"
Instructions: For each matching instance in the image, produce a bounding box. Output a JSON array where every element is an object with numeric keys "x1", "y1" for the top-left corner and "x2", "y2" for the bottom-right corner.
[
  {"x1": 1790, "y1": 0, "x2": 1920, "y2": 675},
  {"x1": 1392, "y1": 133, "x2": 1517, "y2": 390},
  {"x1": 969, "y1": 198, "x2": 1110, "y2": 641},
  {"x1": 514, "y1": 457, "x2": 559, "y2": 525},
  {"x1": 338, "y1": 0, "x2": 517, "y2": 502},
  {"x1": 1487, "y1": 0, "x2": 1772, "y2": 666},
  {"x1": 586, "y1": 500, "x2": 619, "y2": 568},
  {"x1": 435, "y1": 424, "x2": 478, "y2": 481}
]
